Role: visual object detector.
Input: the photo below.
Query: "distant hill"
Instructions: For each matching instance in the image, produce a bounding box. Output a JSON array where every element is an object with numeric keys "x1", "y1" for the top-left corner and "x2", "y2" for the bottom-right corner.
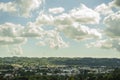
[{"x1": 0, "y1": 57, "x2": 120, "y2": 67}]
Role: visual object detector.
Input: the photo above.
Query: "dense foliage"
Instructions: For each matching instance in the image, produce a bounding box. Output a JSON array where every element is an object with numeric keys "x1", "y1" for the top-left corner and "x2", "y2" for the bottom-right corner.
[{"x1": 0, "y1": 57, "x2": 120, "y2": 67}]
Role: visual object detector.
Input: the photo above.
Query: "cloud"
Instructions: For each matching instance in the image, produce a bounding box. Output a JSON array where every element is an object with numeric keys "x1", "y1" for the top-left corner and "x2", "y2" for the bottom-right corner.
[
  {"x1": 0, "y1": 2, "x2": 16, "y2": 13},
  {"x1": 16, "y1": 0, "x2": 43, "y2": 17},
  {"x1": 0, "y1": 0, "x2": 44, "y2": 17},
  {"x1": 43, "y1": 30, "x2": 68, "y2": 49},
  {"x1": 8, "y1": 45, "x2": 23, "y2": 55},
  {"x1": 0, "y1": 22, "x2": 68, "y2": 50},
  {"x1": 21, "y1": 27, "x2": 44, "y2": 37},
  {"x1": 21, "y1": 22, "x2": 45, "y2": 38},
  {"x1": 69, "y1": 4, "x2": 100, "y2": 24},
  {"x1": 49, "y1": 7, "x2": 65, "y2": 14},
  {"x1": 54, "y1": 13, "x2": 73, "y2": 26},
  {"x1": 28, "y1": 4, "x2": 101, "y2": 42},
  {"x1": 86, "y1": 10, "x2": 120, "y2": 52},
  {"x1": 0, "y1": 22, "x2": 44, "y2": 38},
  {"x1": 86, "y1": 39, "x2": 113, "y2": 49},
  {"x1": 87, "y1": 39, "x2": 120, "y2": 52},
  {"x1": 109, "y1": 0, "x2": 120, "y2": 8},
  {"x1": 0, "y1": 23, "x2": 24, "y2": 37},
  {"x1": 95, "y1": 3, "x2": 113, "y2": 15},
  {"x1": 36, "y1": 30, "x2": 68, "y2": 49},
  {"x1": 33, "y1": 11, "x2": 101, "y2": 41},
  {"x1": 35, "y1": 13, "x2": 54, "y2": 25},
  {"x1": 0, "y1": 2, "x2": 103, "y2": 54},
  {"x1": 53, "y1": 4, "x2": 100, "y2": 27},
  {"x1": 0, "y1": 23, "x2": 27, "y2": 55},
  {"x1": 104, "y1": 11, "x2": 120, "y2": 38},
  {"x1": 0, "y1": 37, "x2": 26, "y2": 45},
  {"x1": 34, "y1": 4, "x2": 100, "y2": 30},
  {"x1": 61, "y1": 23, "x2": 101, "y2": 41}
]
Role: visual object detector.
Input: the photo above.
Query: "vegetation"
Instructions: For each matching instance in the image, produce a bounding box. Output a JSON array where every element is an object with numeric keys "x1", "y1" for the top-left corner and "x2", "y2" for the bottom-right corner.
[
  {"x1": 0, "y1": 57, "x2": 120, "y2": 67},
  {"x1": 0, "y1": 57, "x2": 120, "y2": 80},
  {"x1": 1, "y1": 68, "x2": 118, "y2": 80}
]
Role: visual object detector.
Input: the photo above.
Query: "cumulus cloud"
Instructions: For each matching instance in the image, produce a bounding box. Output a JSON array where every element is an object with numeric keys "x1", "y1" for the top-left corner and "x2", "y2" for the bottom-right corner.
[
  {"x1": 0, "y1": 23, "x2": 27, "y2": 54},
  {"x1": 43, "y1": 30, "x2": 68, "y2": 49},
  {"x1": 0, "y1": 2, "x2": 104, "y2": 54},
  {"x1": 54, "y1": 13, "x2": 73, "y2": 26},
  {"x1": 0, "y1": 37, "x2": 26, "y2": 45},
  {"x1": 61, "y1": 23, "x2": 101, "y2": 41},
  {"x1": 0, "y1": 21, "x2": 69, "y2": 52},
  {"x1": 0, "y1": 23, "x2": 24, "y2": 37},
  {"x1": 49, "y1": 7, "x2": 64, "y2": 14},
  {"x1": 109, "y1": 0, "x2": 120, "y2": 8},
  {"x1": 0, "y1": 23, "x2": 26, "y2": 45},
  {"x1": 95, "y1": 3, "x2": 113, "y2": 15},
  {"x1": 36, "y1": 30, "x2": 68, "y2": 49},
  {"x1": 69, "y1": 4, "x2": 100, "y2": 24},
  {"x1": 16, "y1": 0, "x2": 43, "y2": 17},
  {"x1": 21, "y1": 22, "x2": 45, "y2": 38},
  {"x1": 86, "y1": 9, "x2": 120, "y2": 52},
  {"x1": 86, "y1": 39, "x2": 113, "y2": 49},
  {"x1": 0, "y1": 0, "x2": 44, "y2": 17},
  {"x1": 33, "y1": 10, "x2": 101, "y2": 41},
  {"x1": 87, "y1": 39, "x2": 120, "y2": 52},
  {"x1": 53, "y1": 4, "x2": 100, "y2": 27},
  {"x1": 104, "y1": 11, "x2": 120, "y2": 38},
  {"x1": 35, "y1": 13, "x2": 54, "y2": 25},
  {"x1": 0, "y1": 2, "x2": 16, "y2": 12},
  {"x1": 27, "y1": 4, "x2": 101, "y2": 42}
]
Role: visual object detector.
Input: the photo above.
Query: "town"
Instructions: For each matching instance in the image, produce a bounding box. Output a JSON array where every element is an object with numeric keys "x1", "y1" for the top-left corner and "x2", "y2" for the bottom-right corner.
[{"x1": 0, "y1": 57, "x2": 120, "y2": 80}]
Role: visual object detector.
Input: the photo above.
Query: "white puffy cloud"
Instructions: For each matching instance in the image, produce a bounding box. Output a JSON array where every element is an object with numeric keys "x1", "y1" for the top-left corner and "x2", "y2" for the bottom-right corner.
[
  {"x1": 0, "y1": 0, "x2": 44, "y2": 17},
  {"x1": 87, "y1": 39, "x2": 120, "y2": 52},
  {"x1": 21, "y1": 22, "x2": 45, "y2": 38},
  {"x1": 86, "y1": 39, "x2": 113, "y2": 49},
  {"x1": 0, "y1": 22, "x2": 45, "y2": 38},
  {"x1": 36, "y1": 30, "x2": 69, "y2": 49},
  {"x1": 33, "y1": 12, "x2": 101, "y2": 41},
  {"x1": 109, "y1": 0, "x2": 120, "y2": 8},
  {"x1": 86, "y1": 10, "x2": 120, "y2": 52},
  {"x1": 95, "y1": 3, "x2": 113, "y2": 15},
  {"x1": 28, "y1": 4, "x2": 101, "y2": 43},
  {"x1": 0, "y1": 2, "x2": 103, "y2": 54},
  {"x1": 32, "y1": 4, "x2": 100, "y2": 27},
  {"x1": 0, "y1": 23, "x2": 26, "y2": 54},
  {"x1": 54, "y1": 13, "x2": 73, "y2": 26},
  {"x1": 69, "y1": 4, "x2": 100, "y2": 24},
  {"x1": 104, "y1": 11, "x2": 120, "y2": 38},
  {"x1": 61, "y1": 23, "x2": 101, "y2": 41},
  {"x1": 0, "y1": 37, "x2": 26, "y2": 45},
  {"x1": 0, "y1": 23, "x2": 24, "y2": 37},
  {"x1": 53, "y1": 4, "x2": 100, "y2": 27},
  {"x1": 22, "y1": 27, "x2": 44, "y2": 37},
  {"x1": 49, "y1": 7, "x2": 64, "y2": 14},
  {"x1": 43, "y1": 30, "x2": 68, "y2": 49},
  {"x1": 35, "y1": 14, "x2": 54, "y2": 25},
  {"x1": 0, "y1": 21, "x2": 69, "y2": 51},
  {"x1": 0, "y1": 2, "x2": 16, "y2": 12},
  {"x1": 0, "y1": 22, "x2": 26, "y2": 48},
  {"x1": 16, "y1": 0, "x2": 43, "y2": 17}
]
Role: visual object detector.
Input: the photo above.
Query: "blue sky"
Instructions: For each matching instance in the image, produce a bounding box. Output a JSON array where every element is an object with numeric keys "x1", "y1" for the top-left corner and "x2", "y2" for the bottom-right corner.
[{"x1": 0, "y1": 0, "x2": 120, "y2": 58}]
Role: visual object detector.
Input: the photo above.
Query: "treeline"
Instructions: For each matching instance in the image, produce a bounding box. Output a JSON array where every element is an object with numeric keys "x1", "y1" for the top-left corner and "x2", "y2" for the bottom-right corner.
[{"x1": 0, "y1": 57, "x2": 120, "y2": 67}]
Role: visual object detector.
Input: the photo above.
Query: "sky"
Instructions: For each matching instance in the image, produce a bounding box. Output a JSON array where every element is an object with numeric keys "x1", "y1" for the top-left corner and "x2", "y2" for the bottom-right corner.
[{"x1": 0, "y1": 0, "x2": 120, "y2": 58}]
